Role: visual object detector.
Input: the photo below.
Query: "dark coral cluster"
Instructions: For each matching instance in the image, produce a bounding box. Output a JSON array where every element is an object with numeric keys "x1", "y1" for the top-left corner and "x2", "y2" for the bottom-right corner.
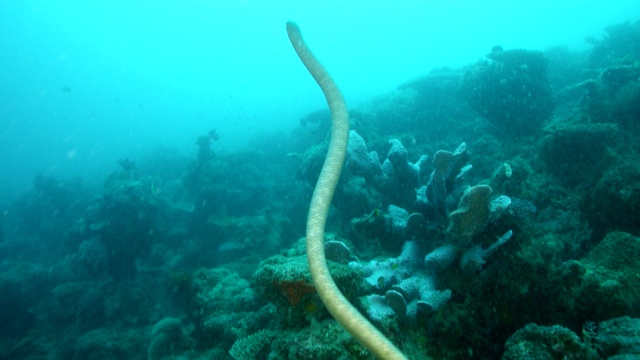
[{"x1": 461, "y1": 48, "x2": 555, "y2": 135}]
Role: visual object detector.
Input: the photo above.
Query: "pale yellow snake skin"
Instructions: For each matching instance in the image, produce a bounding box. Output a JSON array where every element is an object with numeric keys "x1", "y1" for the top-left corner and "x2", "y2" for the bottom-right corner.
[{"x1": 286, "y1": 21, "x2": 407, "y2": 360}]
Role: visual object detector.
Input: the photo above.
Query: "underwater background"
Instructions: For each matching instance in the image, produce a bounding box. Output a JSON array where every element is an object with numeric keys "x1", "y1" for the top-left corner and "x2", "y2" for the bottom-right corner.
[{"x1": 2, "y1": 1, "x2": 640, "y2": 359}]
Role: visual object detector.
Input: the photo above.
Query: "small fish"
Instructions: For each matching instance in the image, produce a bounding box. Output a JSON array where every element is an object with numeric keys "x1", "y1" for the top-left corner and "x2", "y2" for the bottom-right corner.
[
  {"x1": 173, "y1": 201, "x2": 195, "y2": 213},
  {"x1": 151, "y1": 182, "x2": 162, "y2": 196},
  {"x1": 208, "y1": 129, "x2": 219, "y2": 141},
  {"x1": 218, "y1": 242, "x2": 245, "y2": 252}
]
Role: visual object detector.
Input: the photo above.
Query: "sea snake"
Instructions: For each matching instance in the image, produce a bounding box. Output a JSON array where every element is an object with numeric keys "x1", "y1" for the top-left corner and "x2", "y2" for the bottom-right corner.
[{"x1": 286, "y1": 21, "x2": 407, "y2": 360}]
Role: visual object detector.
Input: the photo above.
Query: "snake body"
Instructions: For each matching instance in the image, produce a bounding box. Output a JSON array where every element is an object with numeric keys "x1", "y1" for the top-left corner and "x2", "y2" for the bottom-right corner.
[{"x1": 286, "y1": 21, "x2": 407, "y2": 360}]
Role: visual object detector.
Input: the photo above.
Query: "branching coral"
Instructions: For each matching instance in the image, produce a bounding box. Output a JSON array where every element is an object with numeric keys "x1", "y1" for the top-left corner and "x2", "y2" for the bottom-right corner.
[{"x1": 229, "y1": 330, "x2": 273, "y2": 360}]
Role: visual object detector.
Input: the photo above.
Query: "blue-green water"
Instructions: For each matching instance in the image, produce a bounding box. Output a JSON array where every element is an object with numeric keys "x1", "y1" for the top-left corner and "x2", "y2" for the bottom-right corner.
[{"x1": 1, "y1": 1, "x2": 640, "y2": 359}]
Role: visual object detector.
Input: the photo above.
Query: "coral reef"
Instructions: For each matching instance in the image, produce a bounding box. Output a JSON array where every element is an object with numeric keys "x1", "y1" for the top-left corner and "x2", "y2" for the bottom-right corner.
[
  {"x1": 502, "y1": 323, "x2": 598, "y2": 359},
  {"x1": 3, "y1": 17, "x2": 640, "y2": 360},
  {"x1": 540, "y1": 117, "x2": 619, "y2": 186},
  {"x1": 250, "y1": 238, "x2": 365, "y2": 322},
  {"x1": 188, "y1": 267, "x2": 263, "y2": 348},
  {"x1": 461, "y1": 48, "x2": 554, "y2": 134},
  {"x1": 147, "y1": 317, "x2": 192, "y2": 360},
  {"x1": 228, "y1": 329, "x2": 273, "y2": 360}
]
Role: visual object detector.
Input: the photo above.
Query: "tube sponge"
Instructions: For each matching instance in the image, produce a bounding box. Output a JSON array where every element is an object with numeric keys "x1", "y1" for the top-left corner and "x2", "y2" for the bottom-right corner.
[{"x1": 447, "y1": 184, "x2": 493, "y2": 246}]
